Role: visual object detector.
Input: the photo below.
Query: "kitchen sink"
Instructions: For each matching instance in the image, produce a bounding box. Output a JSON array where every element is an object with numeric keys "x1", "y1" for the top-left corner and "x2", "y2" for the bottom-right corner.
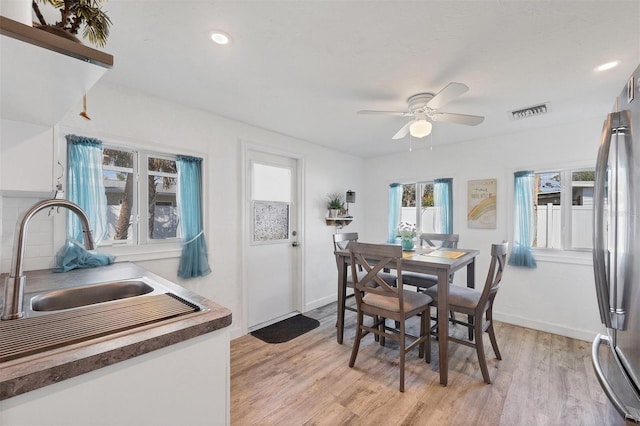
[
  {"x1": 31, "y1": 280, "x2": 155, "y2": 311},
  {"x1": 1, "y1": 275, "x2": 207, "y2": 363}
]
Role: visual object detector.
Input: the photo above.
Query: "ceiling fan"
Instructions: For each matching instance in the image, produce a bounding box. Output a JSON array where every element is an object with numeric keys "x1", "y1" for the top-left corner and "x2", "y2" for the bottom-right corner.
[{"x1": 357, "y1": 82, "x2": 484, "y2": 140}]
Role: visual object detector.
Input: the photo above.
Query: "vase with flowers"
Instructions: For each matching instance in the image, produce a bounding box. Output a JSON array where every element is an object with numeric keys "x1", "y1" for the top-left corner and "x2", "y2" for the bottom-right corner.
[{"x1": 397, "y1": 222, "x2": 417, "y2": 250}]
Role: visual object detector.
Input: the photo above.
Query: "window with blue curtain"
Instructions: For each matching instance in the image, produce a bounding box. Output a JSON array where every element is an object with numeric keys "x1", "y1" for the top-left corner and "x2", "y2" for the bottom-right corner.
[
  {"x1": 387, "y1": 183, "x2": 402, "y2": 243},
  {"x1": 176, "y1": 155, "x2": 211, "y2": 278},
  {"x1": 57, "y1": 135, "x2": 114, "y2": 272},
  {"x1": 434, "y1": 178, "x2": 453, "y2": 234},
  {"x1": 509, "y1": 170, "x2": 537, "y2": 268}
]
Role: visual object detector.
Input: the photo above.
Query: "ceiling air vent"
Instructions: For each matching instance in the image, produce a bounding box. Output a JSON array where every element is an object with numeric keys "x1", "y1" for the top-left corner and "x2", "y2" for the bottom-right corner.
[{"x1": 510, "y1": 103, "x2": 550, "y2": 120}]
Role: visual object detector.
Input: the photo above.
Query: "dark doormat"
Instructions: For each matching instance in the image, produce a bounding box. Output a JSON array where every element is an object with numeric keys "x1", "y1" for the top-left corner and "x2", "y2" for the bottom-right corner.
[{"x1": 250, "y1": 314, "x2": 320, "y2": 344}]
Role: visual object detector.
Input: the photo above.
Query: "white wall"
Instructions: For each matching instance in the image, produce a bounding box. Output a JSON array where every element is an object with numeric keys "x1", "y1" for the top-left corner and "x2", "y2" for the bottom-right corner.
[
  {"x1": 1, "y1": 82, "x2": 608, "y2": 342},
  {"x1": 361, "y1": 119, "x2": 604, "y2": 341},
  {"x1": 0, "y1": 82, "x2": 364, "y2": 339}
]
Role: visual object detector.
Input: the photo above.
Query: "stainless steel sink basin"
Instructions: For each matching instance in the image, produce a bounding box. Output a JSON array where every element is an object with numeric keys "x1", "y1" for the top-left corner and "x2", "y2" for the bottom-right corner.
[
  {"x1": 1, "y1": 273, "x2": 208, "y2": 363},
  {"x1": 31, "y1": 280, "x2": 154, "y2": 311}
]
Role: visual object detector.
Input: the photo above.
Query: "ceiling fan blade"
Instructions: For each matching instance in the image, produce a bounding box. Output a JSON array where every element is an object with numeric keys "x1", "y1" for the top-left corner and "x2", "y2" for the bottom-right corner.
[
  {"x1": 357, "y1": 110, "x2": 409, "y2": 116},
  {"x1": 432, "y1": 112, "x2": 484, "y2": 126},
  {"x1": 426, "y1": 82, "x2": 469, "y2": 110},
  {"x1": 392, "y1": 121, "x2": 412, "y2": 139}
]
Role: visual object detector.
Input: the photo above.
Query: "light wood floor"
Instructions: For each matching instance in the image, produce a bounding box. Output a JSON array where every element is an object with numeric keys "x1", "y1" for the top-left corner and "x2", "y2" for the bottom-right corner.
[{"x1": 231, "y1": 302, "x2": 622, "y2": 425}]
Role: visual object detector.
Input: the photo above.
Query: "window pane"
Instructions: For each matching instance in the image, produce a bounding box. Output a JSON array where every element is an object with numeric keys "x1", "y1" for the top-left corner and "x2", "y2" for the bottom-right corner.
[
  {"x1": 148, "y1": 157, "x2": 179, "y2": 240},
  {"x1": 401, "y1": 184, "x2": 416, "y2": 207},
  {"x1": 103, "y1": 148, "x2": 134, "y2": 243},
  {"x1": 534, "y1": 172, "x2": 561, "y2": 248},
  {"x1": 252, "y1": 163, "x2": 291, "y2": 202},
  {"x1": 400, "y1": 184, "x2": 417, "y2": 227},
  {"x1": 419, "y1": 183, "x2": 435, "y2": 233},
  {"x1": 536, "y1": 172, "x2": 561, "y2": 205},
  {"x1": 148, "y1": 157, "x2": 177, "y2": 173},
  {"x1": 103, "y1": 149, "x2": 133, "y2": 168},
  {"x1": 571, "y1": 169, "x2": 594, "y2": 249}
]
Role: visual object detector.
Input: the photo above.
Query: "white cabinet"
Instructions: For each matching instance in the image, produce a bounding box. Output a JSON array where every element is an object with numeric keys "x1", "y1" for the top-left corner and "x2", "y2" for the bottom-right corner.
[
  {"x1": 0, "y1": 328, "x2": 231, "y2": 426},
  {"x1": 0, "y1": 119, "x2": 55, "y2": 195},
  {"x1": 0, "y1": 16, "x2": 113, "y2": 126},
  {"x1": 0, "y1": 16, "x2": 113, "y2": 195}
]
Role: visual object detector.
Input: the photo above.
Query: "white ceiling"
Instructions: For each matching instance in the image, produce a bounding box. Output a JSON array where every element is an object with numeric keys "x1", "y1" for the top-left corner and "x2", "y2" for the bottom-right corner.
[{"x1": 87, "y1": 1, "x2": 639, "y2": 157}]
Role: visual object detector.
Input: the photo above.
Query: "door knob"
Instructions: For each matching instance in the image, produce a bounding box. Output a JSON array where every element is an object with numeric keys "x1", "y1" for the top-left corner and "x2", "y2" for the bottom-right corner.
[{"x1": 292, "y1": 241, "x2": 299, "y2": 247}]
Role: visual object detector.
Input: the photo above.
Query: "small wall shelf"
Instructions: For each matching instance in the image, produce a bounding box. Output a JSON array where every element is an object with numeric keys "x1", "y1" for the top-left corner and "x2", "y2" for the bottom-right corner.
[
  {"x1": 0, "y1": 16, "x2": 113, "y2": 125},
  {"x1": 325, "y1": 217, "x2": 353, "y2": 228}
]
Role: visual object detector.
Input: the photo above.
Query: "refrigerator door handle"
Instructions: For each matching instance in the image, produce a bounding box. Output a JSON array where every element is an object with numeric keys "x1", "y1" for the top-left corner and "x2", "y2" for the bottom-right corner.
[
  {"x1": 592, "y1": 334, "x2": 640, "y2": 424},
  {"x1": 594, "y1": 113, "x2": 615, "y2": 328}
]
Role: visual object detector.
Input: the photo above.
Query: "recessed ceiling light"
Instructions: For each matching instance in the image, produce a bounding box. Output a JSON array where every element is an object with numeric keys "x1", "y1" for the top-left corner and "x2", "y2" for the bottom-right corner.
[
  {"x1": 595, "y1": 61, "x2": 620, "y2": 72},
  {"x1": 210, "y1": 30, "x2": 231, "y2": 45}
]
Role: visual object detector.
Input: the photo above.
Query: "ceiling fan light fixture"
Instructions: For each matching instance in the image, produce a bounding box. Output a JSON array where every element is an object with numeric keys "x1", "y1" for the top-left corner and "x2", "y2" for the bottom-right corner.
[
  {"x1": 409, "y1": 119, "x2": 432, "y2": 138},
  {"x1": 210, "y1": 30, "x2": 232, "y2": 45},
  {"x1": 595, "y1": 61, "x2": 619, "y2": 72}
]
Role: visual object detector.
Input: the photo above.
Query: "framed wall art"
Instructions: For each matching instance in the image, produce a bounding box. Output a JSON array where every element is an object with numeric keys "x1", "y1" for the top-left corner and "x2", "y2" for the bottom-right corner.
[
  {"x1": 467, "y1": 178, "x2": 497, "y2": 229},
  {"x1": 252, "y1": 201, "x2": 290, "y2": 243}
]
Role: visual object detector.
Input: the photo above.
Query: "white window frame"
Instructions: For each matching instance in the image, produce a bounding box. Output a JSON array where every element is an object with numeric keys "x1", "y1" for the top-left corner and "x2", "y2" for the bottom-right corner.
[
  {"x1": 532, "y1": 167, "x2": 594, "y2": 252},
  {"x1": 399, "y1": 180, "x2": 437, "y2": 234},
  {"x1": 141, "y1": 151, "x2": 180, "y2": 246},
  {"x1": 101, "y1": 146, "x2": 138, "y2": 246},
  {"x1": 508, "y1": 160, "x2": 594, "y2": 266},
  {"x1": 55, "y1": 128, "x2": 206, "y2": 263}
]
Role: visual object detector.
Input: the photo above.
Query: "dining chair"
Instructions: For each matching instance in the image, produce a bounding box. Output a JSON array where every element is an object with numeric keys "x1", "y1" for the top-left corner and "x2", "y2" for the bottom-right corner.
[
  {"x1": 348, "y1": 242, "x2": 432, "y2": 392},
  {"x1": 402, "y1": 233, "x2": 460, "y2": 291},
  {"x1": 423, "y1": 242, "x2": 508, "y2": 384},
  {"x1": 333, "y1": 233, "x2": 396, "y2": 326}
]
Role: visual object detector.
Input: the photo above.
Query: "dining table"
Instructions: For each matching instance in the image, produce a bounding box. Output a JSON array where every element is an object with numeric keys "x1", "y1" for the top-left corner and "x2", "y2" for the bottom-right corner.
[{"x1": 334, "y1": 245, "x2": 480, "y2": 386}]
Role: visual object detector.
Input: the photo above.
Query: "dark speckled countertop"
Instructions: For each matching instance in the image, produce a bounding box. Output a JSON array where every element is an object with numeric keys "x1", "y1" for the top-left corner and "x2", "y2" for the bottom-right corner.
[{"x1": 0, "y1": 262, "x2": 232, "y2": 400}]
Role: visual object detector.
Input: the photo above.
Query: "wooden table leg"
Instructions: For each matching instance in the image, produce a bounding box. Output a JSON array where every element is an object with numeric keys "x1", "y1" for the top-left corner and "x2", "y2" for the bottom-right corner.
[
  {"x1": 336, "y1": 259, "x2": 347, "y2": 344},
  {"x1": 466, "y1": 259, "x2": 476, "y2": 341},
  {"x1": 437, "y1": 269, "x2": 449, "y2": 386}
]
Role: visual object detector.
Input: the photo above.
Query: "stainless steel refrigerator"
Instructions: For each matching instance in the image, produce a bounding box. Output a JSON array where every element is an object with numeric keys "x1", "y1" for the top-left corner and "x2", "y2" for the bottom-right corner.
[{"x1": 593, "y1": 64, "x2": 640, "y2": 425}]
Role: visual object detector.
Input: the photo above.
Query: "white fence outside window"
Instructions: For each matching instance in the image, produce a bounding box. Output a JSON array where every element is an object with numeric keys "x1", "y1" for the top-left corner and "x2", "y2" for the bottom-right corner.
[
  {"x1": 400, "y1": 207, "x2": 436, "y2": 234},
  {"x1": 535, "y1": 204, "x2": 592, "y2": 249},
  {"x1": 401, "y1": 204, "x2": 592, "y2": 250}
]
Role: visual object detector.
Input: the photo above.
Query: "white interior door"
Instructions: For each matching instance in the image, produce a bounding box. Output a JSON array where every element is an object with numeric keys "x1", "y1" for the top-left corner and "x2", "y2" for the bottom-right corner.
[{"x1": 246, "y1": 150, "x2": 299, "y2": 329}]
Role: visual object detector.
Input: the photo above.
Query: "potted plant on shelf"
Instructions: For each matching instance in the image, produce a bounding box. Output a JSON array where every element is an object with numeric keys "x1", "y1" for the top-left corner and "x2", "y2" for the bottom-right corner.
[
  {"x1": 396, "y1": 222, "x2": 417, "y2": 250},
  {"x1": 326, "y1": 192, "x2": 344, "y2": 218},
  {"x1": 32, "y1": 0, "x2": 112, "y2": 47}
]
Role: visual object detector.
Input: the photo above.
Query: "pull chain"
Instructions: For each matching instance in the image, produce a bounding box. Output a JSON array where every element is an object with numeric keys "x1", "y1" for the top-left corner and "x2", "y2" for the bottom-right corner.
[{"x1": 54, "y1": 161, "x2": 65, "y2": 199}]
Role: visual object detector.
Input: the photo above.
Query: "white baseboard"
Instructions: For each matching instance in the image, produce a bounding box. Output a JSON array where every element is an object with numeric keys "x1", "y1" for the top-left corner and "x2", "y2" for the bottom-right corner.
[
  {"x1": 305, "y1": 294, "x2": 337, "y2": 312},
  {"x1": 228, "y1": 302, "x2": 599, "y2": 343},
  {"x1": 229, "y1": 324, "x2": 244, "y2": 340},
  {"x1": 493, "y1": 311, "x2": 598, "y2": 342},
  {"x1": 230, "y1": 296, "x2": 335, "y2": 340}
]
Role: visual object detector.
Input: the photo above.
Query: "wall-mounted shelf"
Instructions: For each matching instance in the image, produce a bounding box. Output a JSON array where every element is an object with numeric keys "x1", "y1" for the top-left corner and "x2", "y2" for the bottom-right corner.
[
  {"x1": 0, "y1": 16, "x2": 113, "y2": 125},
  {"x1": 325, "y1": 217, "x2": 353, "y2": 228}
]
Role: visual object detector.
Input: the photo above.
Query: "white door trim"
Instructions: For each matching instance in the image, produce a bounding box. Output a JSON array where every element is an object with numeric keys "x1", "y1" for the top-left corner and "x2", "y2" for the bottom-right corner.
[{"x1": 240, "y1": 140, "x2": 305, "y2": 335}]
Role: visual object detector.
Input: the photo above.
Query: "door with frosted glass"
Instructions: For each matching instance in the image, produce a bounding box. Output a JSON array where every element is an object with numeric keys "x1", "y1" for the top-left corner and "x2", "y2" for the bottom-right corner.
[{"x1": 246, "y1": 150, "x2": 299, "y2": 329}]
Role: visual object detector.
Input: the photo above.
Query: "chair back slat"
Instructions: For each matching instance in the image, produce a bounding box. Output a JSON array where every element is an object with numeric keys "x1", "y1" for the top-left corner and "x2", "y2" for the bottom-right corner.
[
  {"x1": 349, "y1": 242, "x2": 403, "y2": 308},
  {"x1": 419, "y1": 233, "x2": 459, "y2": 249},
  {"x1": 333, "y1": 232, "x2": 359, "y2": 270},
  {"x1": 333, "y1": 232, "x2": 359, "y2": 251},
  {"x1": 477, "y1": 242, "x2": 508, "y2": 309}
]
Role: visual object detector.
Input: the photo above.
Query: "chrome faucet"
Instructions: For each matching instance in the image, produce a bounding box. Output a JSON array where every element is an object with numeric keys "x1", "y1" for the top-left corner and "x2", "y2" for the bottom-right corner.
[{"x1": 1, "y1": 199, "x2": 96, "y2": 320}]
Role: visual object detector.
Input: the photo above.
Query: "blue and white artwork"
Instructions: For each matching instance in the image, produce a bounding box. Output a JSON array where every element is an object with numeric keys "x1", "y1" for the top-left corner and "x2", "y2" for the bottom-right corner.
[{"x1": 253, "y1": 201, "x2": 290, "y2": 242}]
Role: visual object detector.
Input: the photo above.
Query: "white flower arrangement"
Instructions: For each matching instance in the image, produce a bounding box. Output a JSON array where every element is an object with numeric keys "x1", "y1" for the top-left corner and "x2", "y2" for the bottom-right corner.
[{"x1": 396, "y1": 222, "x2": 417, "y2": 241}]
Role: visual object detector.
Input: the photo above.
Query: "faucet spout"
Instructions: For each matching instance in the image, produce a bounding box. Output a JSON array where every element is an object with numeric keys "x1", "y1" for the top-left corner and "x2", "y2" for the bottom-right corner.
[{"x1": 1, "y1": 199, "x2": 95, "y2": 320}]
